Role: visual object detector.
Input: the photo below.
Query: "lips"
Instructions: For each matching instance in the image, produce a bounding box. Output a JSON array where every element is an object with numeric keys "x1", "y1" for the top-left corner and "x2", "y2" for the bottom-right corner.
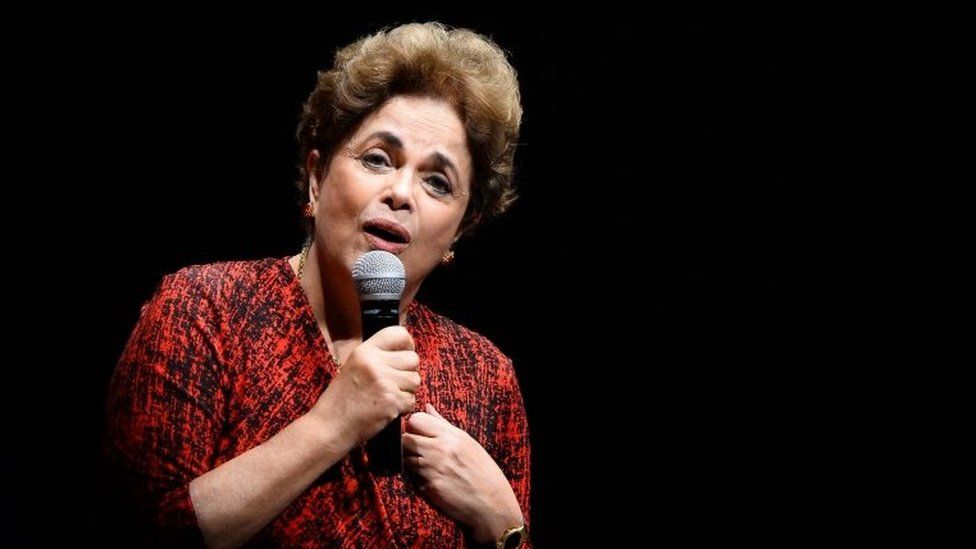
[{"x1": 362, "y1": 218, "x2": 411, "y2": 255}]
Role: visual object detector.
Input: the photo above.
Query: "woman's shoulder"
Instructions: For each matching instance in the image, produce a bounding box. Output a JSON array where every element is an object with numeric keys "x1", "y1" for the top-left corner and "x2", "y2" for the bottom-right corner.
[
  {"x1": 146, "y1": 257, "x2": 293, "y2": 316},
  {"x1": 162, "y1": 256, "x2": 287, "y2": 289},
  {"x1": 410, "y1": 302, "x2": 511, "y2": 365},
  {"x1": 155, "y1": 256, "x2": 288, "y2": 295}
]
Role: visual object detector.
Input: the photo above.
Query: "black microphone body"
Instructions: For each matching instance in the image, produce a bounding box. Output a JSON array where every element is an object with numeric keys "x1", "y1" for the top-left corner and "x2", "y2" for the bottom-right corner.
[
  {"x1": 361, "y1": 299, "x2": 402, "y2": 475},
  {"x1": 352, "y1": 250, "x2": 407, "y2": 476}
]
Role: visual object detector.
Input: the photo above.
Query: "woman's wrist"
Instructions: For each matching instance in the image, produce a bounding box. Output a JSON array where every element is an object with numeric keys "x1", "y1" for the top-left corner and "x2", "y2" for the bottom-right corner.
[
  {"x1": 470, "y1": 494, "x2": 524, "y2": 544},
  {"x1": 299, "y1": 408, "x2": 357, "y2": 461}
]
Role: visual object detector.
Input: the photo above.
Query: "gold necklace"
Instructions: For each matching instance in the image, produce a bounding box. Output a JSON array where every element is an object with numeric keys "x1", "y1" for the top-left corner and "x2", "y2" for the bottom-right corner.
[
  {"x1": 296, "y1": 239, "x2": 342, "y2": 370},
  {"x1": 297, "y1": 239, "x2": 311, "y2": 281}
]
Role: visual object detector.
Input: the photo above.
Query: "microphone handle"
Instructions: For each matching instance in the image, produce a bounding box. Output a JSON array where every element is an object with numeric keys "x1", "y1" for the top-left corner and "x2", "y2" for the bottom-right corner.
[{"x1": 361, "y1": 299, "x2": 403, "y2": 475}]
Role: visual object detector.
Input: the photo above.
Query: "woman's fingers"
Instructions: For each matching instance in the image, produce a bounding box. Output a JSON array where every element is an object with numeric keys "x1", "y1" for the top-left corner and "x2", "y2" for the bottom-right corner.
[
  {"x1": 385, "y1": 350, "x2": 420, "y2": 371},
  {"x1": 402, "y1": 432, "x2": 431, "y2": 455},
  {"x1": 405, "y1": 411, "x2": 447, "y2": 437},
  {"x1": 366, "y1": 326, "x2": 415, "y2": 351},
  {"x1": 392, "y1": 370, "x2": 421, "y2": 393}
]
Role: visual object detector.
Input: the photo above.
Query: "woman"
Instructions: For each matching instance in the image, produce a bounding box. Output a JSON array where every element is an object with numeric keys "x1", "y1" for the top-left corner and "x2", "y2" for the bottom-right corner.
[{"x1": 105, "y1": 22, "x2": 530, "y2": 548}]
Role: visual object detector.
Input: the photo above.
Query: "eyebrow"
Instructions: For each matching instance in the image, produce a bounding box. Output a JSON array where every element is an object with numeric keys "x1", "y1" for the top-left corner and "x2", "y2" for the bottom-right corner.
[
  {"x1": 367, "y1": 131, "x2": 404, "y2": 150},
  {"x1": 364, "y1": 130, "x2": 460, "y2": 182}
]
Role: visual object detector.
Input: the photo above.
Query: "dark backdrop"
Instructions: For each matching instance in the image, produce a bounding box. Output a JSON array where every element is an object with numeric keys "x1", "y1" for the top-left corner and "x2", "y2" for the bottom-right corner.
[{"x1": 8, "y1": 7, "x2": 879, "y2": 546}]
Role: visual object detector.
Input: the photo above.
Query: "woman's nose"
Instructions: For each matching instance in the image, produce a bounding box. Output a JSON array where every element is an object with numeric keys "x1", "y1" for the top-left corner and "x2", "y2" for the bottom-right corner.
[{"x1": 384, "y1": 170, "x2": 414, "y2": 211}]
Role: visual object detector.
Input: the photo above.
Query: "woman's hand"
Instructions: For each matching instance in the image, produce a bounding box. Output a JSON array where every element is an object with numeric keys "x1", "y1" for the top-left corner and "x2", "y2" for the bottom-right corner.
[
  {"x1": 309, "y1": 326, "x2": 420, "y2": 448},
  {"x1": 403, "y1": 404, "x2": 524, "y2": 543}
]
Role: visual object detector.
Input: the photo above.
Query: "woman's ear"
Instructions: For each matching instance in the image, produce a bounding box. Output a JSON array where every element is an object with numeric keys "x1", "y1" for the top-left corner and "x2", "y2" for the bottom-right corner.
[
  {"x1": 450, "y1": 228, "x2": 465, "y2": 245},
  {"x1": 307, "y1": 150, "x2": 322, "y2": 208},
  {"x1": 454, "y1": 212, "x2": 480, "y2": 240}
]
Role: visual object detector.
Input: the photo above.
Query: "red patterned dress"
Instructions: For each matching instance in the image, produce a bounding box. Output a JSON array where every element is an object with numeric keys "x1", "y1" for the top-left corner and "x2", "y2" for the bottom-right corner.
[{"x1": 105, "y1": 257, "x2": 531, "y2": 547}]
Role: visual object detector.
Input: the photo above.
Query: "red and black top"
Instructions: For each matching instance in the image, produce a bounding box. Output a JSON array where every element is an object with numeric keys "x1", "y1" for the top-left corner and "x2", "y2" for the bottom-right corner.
[{"x1": 104, "y1": 257, "x2": 531, "y2": 547}]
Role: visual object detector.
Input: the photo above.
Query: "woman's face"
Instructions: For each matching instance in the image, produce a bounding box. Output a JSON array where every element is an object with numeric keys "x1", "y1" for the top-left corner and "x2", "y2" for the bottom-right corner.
[{"x1": 309, "y1": 95, "x2": 472, "y2": 296}]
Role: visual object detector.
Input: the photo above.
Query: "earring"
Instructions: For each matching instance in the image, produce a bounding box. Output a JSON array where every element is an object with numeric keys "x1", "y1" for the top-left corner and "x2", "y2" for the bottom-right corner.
[
  {"x1": 441, "y1": 249, "x2": 455, "y2": 265},
  {"x1": 303, "y1": 203, "x2": 314, "y2": 217}
]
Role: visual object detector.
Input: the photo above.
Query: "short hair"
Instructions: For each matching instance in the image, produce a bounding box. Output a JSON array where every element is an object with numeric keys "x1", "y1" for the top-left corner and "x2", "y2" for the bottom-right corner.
[{"x1": 297, "y1": 22, "x2": 522, "y2": 234}]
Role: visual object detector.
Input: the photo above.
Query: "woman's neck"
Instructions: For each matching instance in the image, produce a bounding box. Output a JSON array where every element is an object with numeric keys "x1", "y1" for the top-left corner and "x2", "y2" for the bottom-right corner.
[{"x1": 290, "y1": 244, "x2": 414, "y2": 360}]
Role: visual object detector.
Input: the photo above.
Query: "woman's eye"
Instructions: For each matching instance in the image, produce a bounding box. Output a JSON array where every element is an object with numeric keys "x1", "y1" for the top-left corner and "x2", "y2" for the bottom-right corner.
[
  {"x1": 424, "y1": 175, "x2": 453, "y2": 197},
  {"x1": 361, "y1": 152, "x2": 391, "y2": 169}
]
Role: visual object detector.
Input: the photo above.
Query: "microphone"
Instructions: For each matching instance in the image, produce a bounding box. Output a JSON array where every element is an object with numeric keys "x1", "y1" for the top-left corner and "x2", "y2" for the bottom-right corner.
[{"x1": 352, "y1": 250, "x2": 406, "y2": 475}]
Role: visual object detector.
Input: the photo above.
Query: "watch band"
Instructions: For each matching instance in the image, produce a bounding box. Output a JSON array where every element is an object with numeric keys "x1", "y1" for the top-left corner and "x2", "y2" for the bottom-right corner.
[{"x1": 495, "y1": 523, "x2": 528, "y2": 549}]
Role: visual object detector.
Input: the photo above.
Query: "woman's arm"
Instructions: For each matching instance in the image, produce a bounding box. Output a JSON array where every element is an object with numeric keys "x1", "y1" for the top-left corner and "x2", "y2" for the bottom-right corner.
[
  {"x1": 106, "y1": 273, "x2": 418, "y2": 547},
  {"x1": 403, "y1": 404, "x2": 524, "y2": 543},
  {"x1": 402, "y1": 357, "x2": 532, "y2": 546},
  {"x1": 192, "y1": 325, "x2": 418, "y2": 548},
  {"x1": 188, "y1": 408, "x2": 352, "y2": 548}
]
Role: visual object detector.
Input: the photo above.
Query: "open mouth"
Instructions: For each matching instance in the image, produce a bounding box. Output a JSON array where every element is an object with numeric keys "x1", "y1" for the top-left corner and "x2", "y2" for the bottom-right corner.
[
  {"x1": 365, "y1": 225, "x2": 408, "y2": 243},
  {"x1": 363, "y1": 219, "x2": 411, "y2": 253}
]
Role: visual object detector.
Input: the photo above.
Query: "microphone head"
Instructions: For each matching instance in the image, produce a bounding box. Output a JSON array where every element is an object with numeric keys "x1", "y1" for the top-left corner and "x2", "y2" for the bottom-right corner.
[{"x1": 352, "y1": 251, "x2": 406, "y2": 301}]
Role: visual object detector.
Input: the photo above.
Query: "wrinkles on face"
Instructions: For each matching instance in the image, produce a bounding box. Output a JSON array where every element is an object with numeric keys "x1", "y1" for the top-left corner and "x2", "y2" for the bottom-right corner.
[{"x1": 313, "y1": 95, "x2": 473, "y2": 297}]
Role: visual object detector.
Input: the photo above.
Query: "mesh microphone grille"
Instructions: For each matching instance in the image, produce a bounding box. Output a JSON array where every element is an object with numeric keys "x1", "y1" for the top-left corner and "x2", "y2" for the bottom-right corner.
[{"x1": 352, "y1": 251, "x2": 406, "y2": 299}]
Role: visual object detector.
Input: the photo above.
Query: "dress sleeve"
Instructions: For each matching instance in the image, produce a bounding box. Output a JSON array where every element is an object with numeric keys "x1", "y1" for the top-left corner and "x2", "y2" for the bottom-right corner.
[
  {"x1": 104, "y1": 273, "x2": 226, "y2": 546},
  {"x1": 491, "y1": 357, "x2": 533, "y2": 547}
]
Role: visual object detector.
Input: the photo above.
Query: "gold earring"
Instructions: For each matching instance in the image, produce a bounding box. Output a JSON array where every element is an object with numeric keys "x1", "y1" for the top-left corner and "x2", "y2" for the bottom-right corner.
[
  {"x1": 303, "y1": 203, "x2": 314, "y2": 217},
  {"x1": 441, "y1": 250, "x2": 455, "y2": 265}
]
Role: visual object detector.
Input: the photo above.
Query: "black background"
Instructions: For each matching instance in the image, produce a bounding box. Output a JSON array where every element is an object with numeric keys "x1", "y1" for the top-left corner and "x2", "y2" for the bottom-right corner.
[{"x1": 7, "y1": 7, "x2": 881, "y2": 546}]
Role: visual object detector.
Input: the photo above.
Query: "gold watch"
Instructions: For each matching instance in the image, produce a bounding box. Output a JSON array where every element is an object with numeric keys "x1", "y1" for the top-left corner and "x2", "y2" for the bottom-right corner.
[{"x1": 495, "y1": 523, "x2": 528, "y2": 549}]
